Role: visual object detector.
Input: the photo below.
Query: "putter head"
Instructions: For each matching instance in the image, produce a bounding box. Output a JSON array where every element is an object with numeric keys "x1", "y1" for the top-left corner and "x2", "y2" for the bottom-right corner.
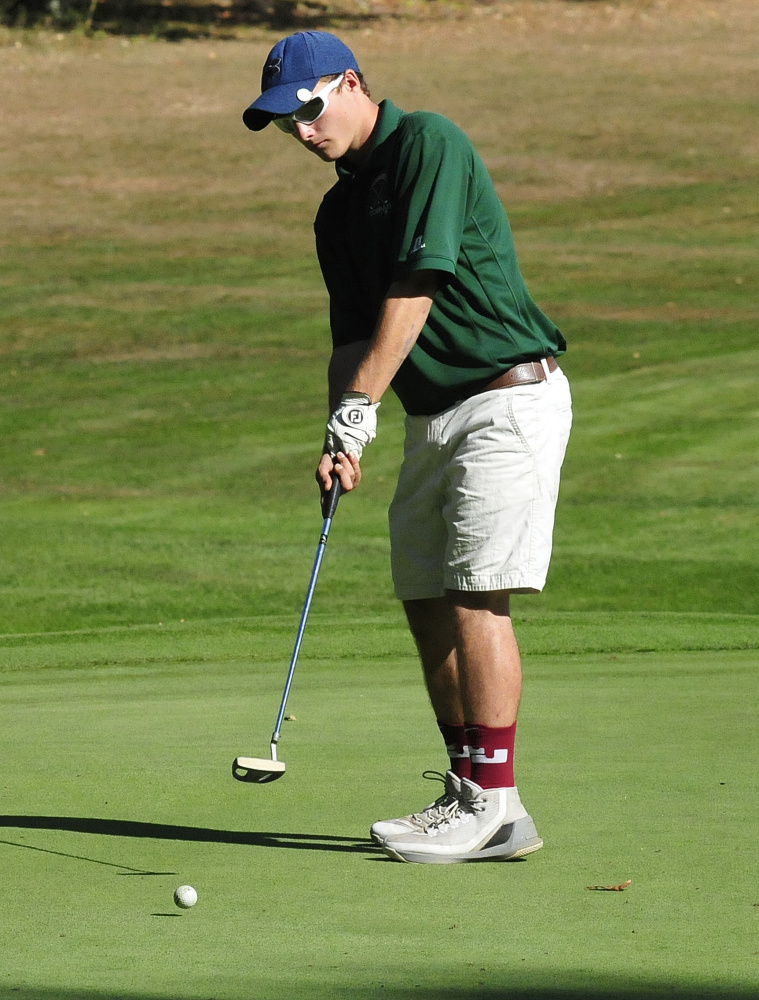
[{"x1": 232, "y1": 756, "x2": 286, "y2": 784}]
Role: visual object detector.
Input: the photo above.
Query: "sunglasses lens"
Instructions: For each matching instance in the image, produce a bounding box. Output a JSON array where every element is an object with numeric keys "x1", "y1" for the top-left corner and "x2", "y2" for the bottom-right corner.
[
  {"x1": 273, "y1": 116, "x2": 298, "y2": 135},
  {"x1": 293, "y1": 97, "x2": 325, "y2": 125},
  {"x1": 273, "y1": 99, "x2": 322, "y2": 133},
  {"x1": 272, "y1": 75, "x2": 342, "y2": 134}
]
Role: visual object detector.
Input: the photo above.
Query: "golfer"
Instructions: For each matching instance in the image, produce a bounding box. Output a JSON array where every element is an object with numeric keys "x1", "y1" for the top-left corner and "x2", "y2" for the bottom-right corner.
[{"x1": 244, "y1": 31, "x2": 572, "y2": 863}]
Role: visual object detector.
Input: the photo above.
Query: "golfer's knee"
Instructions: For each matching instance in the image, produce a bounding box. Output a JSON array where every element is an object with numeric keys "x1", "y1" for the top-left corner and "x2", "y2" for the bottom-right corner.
[{"x1": 445, "y1": 588, "x2": 512, "y2": 617}]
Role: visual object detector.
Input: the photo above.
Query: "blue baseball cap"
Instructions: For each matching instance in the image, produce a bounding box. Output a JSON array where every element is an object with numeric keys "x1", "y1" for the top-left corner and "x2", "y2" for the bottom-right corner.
[{"x1": 243, "y1": 31, "x2": 360, "y2": 132}]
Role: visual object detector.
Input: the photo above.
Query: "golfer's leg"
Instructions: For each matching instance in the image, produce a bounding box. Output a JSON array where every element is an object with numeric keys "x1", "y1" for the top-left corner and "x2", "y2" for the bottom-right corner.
[
  {"x1": 369, "y1": 597, "x2": 464, "y2": 843},
  {"x1": 449, "y1": 589, "x2": 521, "y2": 727},
  {"x1": 403, "y1": 591, "x2": 521, "y2": 725},
  {"x1": 404, "y1": 597, "x2": 474, "y2": 778},
  {"x1": 405, "y1": 591, "x2": 523, "y2": 790},
  {"x1": 382, "y1": 590, "x2": 541, "y2": 864},
  {"x1": 403, "y1": 596, "x2": 463, "y2": 725}
]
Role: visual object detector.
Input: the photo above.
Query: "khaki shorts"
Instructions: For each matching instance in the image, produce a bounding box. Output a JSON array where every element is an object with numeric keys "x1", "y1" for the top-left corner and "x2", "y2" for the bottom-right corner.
[{"x1": 389, "y1": 366, "x2": 572, "y2": 600}]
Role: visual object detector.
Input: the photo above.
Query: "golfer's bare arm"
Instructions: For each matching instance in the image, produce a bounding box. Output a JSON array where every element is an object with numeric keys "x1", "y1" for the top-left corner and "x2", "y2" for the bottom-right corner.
[{"x1": 320, "y1": 269, "x2": 441, "y2": 492}]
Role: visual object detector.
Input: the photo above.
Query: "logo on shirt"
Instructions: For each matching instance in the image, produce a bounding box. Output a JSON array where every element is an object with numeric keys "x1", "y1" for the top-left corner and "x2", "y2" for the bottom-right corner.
[
  {"x1": 410, "y1": 235, "x2": 426, "y2": 255},
  {"x1": 368, "y1": 172, "x2": 392, "y2": 218}
]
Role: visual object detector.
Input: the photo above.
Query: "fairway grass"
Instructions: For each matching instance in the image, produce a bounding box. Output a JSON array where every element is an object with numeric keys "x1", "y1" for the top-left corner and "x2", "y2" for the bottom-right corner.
[
  {"x1": 1, "y1": 617, "x2": 757, "y2": 1000},
  {"x1": 2, "y1": 6, "x2": 759, "y2": 632}
]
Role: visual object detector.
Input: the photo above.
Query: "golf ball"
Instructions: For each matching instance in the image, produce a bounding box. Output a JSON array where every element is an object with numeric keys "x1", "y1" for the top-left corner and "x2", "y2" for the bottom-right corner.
[{"x1": 173, "y1": 885, "x2": 198, "y2": 909}]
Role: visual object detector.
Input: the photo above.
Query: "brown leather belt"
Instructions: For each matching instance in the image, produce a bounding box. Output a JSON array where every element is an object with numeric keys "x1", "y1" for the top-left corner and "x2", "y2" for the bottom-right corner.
[{"x1": 461, "y1": 357, "x2": 559, "y2": 400}]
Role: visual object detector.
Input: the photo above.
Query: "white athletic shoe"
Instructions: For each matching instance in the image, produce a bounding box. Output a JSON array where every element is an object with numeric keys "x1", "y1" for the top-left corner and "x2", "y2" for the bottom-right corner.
[
  {"x1": 380, "y1": 776, "x2": 543, "y2": 864},
  {"x1": 370, "y1": 771, "x2": 462, "y2": 845}
]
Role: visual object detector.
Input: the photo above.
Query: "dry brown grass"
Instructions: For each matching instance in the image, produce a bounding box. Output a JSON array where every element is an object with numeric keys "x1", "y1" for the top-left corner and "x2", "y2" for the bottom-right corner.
[{"x1": 1, "y1": 0, "x2": 757, "y2": 254}]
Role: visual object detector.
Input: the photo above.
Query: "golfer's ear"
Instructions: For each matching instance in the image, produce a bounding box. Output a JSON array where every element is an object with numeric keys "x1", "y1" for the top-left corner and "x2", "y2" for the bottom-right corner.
[{"x1": 342, "y1": 70, "x2": 363, "y2": 91}]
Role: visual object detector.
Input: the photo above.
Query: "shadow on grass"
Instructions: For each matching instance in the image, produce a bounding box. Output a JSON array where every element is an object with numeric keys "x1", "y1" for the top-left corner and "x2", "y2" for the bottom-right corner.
[
  {"x1": 0, "y1": 835, "x2": 176, "y2": 874},
  {"x1": 0, "y1": 982, "x2": 757, "y2": 1000},
  {"x1": 0, "y1": 815, "x2": 376, "y2": 854}
]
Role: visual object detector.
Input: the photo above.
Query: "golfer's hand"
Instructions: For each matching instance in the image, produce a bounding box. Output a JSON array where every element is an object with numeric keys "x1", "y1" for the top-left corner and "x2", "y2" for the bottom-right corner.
[
  {"x1": 317, "y1": 451, "x2": 361, "y2": 494},
  {"x1": 324, "y1": 392, "x2": 379, "y2": 460}
]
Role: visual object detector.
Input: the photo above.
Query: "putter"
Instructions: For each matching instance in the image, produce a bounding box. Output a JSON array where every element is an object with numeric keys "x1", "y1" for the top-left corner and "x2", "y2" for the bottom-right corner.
[{"x1": 233, "y1": 478, "x2": 342, "y2": 784}]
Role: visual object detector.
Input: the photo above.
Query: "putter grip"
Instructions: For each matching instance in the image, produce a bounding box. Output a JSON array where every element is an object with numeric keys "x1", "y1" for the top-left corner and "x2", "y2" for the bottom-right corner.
[{"x1": 322, "y1": 477, "x2": 342, "y2": 520}]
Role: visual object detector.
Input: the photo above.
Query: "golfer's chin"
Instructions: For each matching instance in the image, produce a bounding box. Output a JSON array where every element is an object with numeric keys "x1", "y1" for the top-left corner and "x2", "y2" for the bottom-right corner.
[
  {"x1": 300, "y1": 137, "x2": 348, "y2": 162},
  {"x1": 309, "y1": 143, "x2": 340, "y2": 162}
]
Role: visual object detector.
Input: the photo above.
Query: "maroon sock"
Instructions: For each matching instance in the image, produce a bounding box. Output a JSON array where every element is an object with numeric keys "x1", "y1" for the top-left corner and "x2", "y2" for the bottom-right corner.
[
  {"x1": 437, "y1": 721, "x2": 471, "y2": 780},
  {"x1": 466, "y1": 722, "x2": 517, "y2": 789}
]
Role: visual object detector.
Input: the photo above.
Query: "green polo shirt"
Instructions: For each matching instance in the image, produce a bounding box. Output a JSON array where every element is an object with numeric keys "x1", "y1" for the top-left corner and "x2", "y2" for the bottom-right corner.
[{"x1": 314, "y1": 100, "x2": 566, "y2": 416}]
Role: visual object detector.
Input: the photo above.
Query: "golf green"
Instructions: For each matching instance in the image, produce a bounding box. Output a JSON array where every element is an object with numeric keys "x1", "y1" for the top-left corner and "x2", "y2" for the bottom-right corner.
[{"x1": 1, "y1": 615, "x2": 757, "y2": 999}]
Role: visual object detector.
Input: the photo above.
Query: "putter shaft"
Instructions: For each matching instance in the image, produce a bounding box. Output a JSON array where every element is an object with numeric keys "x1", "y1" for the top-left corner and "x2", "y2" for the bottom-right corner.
[
  {"x1": 270, "y1": 517, "x2": 333, "y2": 748},
  {"x1": 233, "y1": 480, "x2": 342, "y2": 784}
]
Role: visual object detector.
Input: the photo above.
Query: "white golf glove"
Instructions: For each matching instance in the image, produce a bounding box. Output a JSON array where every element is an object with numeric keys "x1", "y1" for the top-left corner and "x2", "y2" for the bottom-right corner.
[{"x1": 324, "y1": 392, "x2": 380, "y2": 460}]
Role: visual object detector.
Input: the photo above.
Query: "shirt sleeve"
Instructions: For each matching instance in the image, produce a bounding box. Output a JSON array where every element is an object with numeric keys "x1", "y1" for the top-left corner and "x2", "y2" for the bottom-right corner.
[{"x1": 391, "y1": 115, "x2": 474, "y2": 280}]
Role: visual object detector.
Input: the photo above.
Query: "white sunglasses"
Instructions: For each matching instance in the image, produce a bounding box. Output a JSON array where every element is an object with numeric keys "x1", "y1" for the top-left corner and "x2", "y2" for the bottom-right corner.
[{"x1": 273, "y1": 74, "x2": 345, "y2": 135}]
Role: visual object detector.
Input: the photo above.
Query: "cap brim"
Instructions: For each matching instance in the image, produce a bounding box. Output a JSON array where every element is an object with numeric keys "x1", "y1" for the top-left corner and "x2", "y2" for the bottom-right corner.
[{"x1": 243, "y1": 76, "x2": 322, "y2": 131}]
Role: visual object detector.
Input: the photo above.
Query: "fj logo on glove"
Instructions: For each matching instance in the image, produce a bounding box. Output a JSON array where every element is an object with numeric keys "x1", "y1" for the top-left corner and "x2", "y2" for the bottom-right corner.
[{"x1": 325, "y1": 393, "x2": 380, "y2": 459}]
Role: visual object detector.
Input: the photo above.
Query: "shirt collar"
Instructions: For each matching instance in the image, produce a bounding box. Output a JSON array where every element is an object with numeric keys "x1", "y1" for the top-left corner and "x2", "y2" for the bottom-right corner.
[{"x1": 335, "y1": 99, "x2": 405, "y2": 179}]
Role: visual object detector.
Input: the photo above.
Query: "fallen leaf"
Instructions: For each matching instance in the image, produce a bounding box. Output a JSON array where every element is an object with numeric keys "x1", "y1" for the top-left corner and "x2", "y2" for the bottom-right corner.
[{"x1": 586, "y1": 879, "x2": 632, "y2": 891}]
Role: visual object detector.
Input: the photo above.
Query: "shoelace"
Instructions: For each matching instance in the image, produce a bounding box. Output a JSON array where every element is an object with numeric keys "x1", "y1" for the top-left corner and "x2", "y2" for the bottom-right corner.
[
  {"x1": 408, "y1": 771, "x2": 457, "y2": 827},
  {"x1": 427, "y1": 787, "x2": 487, "y2": 835},
  {"x1": 421, "y1": 799, "x2": 469, "y2": 837}
]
